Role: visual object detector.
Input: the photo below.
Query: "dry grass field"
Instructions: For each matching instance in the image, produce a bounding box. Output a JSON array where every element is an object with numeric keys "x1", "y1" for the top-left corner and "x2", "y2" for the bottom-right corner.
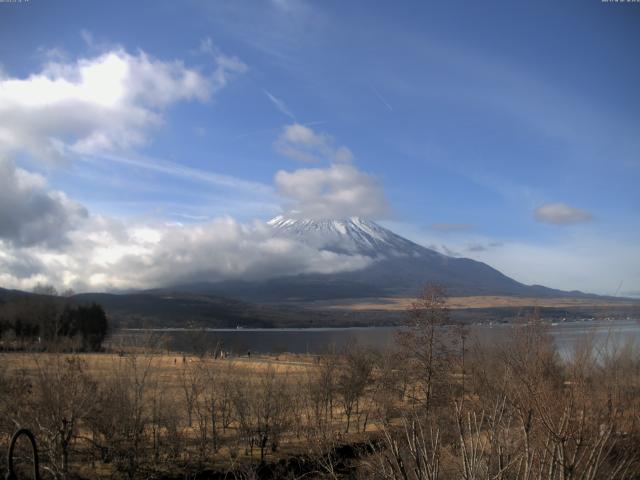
[
  {"x1": 0, "y1": 351, "x2": 318, "y2": 382},
  {"x1": 0, "y1": 349, "x2": 380, "y2": 478},
  {"x1": 309, "y1": 295, "x2": 638, "y2": 311}
]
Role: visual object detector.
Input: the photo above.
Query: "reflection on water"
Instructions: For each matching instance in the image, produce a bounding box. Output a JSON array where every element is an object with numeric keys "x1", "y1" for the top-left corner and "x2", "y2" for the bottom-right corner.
[{"x1": 109, "y1": 319, "x2": 640, "y2": 358}]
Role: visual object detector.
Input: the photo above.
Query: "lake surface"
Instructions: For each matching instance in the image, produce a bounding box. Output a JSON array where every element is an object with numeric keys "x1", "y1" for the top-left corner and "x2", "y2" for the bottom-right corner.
[{"x1": 109, "y1": 319, "x2": 640, "y2": 358}]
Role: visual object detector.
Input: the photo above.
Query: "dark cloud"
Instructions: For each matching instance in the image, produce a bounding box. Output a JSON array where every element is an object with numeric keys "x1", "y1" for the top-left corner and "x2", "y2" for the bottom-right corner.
[
  {"x1": 0, "y1": 160, "x2": 87, "y2": 248},
  {"x1": 0, "y1": 250, "x2": 47, "y2": 279}
]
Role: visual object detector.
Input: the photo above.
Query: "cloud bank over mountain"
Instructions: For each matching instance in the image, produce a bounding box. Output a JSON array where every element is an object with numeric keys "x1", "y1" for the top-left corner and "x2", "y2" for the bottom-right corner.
[
  {"x1": 0, "y1": 216, "x2": 372, "y2": 292},
  {"x1": 0, "y1": 49, "x2": 380, "y2": 292}
]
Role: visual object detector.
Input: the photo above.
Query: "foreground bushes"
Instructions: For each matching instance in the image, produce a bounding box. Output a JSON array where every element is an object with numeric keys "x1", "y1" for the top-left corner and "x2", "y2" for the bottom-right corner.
[{"x1": 0, "y1": 299, "x2": 639, "y2": 478}]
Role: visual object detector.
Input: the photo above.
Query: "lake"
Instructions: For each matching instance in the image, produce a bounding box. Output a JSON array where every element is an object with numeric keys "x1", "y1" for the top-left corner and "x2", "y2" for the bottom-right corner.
[{"x1": 109, "y1": 318, "x2": 640, "y2": 358}]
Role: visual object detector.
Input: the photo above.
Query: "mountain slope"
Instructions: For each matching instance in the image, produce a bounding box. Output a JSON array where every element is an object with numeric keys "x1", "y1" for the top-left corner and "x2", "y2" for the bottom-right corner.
[{"x1": 174, "y1": 217, "x2": 587, "y2": 301}]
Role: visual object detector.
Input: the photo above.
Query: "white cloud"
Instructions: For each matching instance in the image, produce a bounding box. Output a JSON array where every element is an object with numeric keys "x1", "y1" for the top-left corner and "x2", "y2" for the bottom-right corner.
[
  {"x1": 280, "y1": 123, "x2": 326, "y2": 146},
  {"x1": 80, "y1": 29, "x2": 97, "y2": 49},
  {"x1": 0, "y1": 46, "x2": 239, "y2": 164},
  {"x1": 273, "y1": 124, "x2": 385, "y2": 219},
  {"x1": 197, "y1": 37, "x2": 248, "y2": 91},
  {"x1": 275, "y1": 163, "x2": 388, "y2": 219},
  {"x1": 274, "y1": 123, "x2": 354, "y2": 163},
  {"x1": 91, "y1": 151, "x2": 273, "y2": 196},
  {"x1": 264, "y1": 89, "x2": 295, "y2": 119},
  {"x1": 333, "y1": 146, "x2": 354, "y2": 163},
  {"x1": 534, "y1": 202, "x2": 593, "y2": 225},
  {"x1": 0, "y1": 215, "x2": 372, "y2": 292}
]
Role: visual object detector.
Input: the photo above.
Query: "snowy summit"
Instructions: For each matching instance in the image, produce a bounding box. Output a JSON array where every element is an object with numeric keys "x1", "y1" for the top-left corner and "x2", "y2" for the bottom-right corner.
[{"x1": 268, "y1": 216, "x2": 437, "y2": 259}]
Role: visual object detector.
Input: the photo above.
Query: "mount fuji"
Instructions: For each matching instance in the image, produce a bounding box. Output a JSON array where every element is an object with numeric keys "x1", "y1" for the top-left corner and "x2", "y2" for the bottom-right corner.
[
  {"x1": 171, "y1": 216, "x2": 583, "y2": 302},
  {"x1": 267, "y1": 216, "x2": 435, "y2": 258}
]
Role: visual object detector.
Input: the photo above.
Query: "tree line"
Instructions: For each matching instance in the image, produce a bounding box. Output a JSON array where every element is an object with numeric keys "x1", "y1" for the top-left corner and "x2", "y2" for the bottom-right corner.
[{"x1": 0, "y1": 285, "x2": 108, "y2": 351}]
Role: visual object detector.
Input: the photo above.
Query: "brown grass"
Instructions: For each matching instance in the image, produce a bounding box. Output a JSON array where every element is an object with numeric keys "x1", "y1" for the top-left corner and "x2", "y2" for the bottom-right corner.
[
  {"x1": 310, "y1": 295, "x2": 638, "y2": 311},
  {"x1": 0, "y1": 351, "x2": 317, "y2": 380},
  {"x1": 0, "y1": 351, "x2": 332, "y2": 477}
]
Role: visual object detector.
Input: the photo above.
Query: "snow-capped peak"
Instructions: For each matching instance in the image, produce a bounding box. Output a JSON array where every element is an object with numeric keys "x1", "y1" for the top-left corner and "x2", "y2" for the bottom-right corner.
[{"x1": 268, "y1": 216, "x2": 434, "y2": 259}]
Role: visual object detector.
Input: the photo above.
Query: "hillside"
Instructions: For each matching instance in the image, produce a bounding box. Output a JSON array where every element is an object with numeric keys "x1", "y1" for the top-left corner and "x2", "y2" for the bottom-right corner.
[{"x1": 168, "y1": 217, "x2": 598, "y2": 302}]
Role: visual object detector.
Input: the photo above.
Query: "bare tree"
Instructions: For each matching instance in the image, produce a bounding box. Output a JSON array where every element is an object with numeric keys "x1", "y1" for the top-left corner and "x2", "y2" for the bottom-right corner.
[
  {"x1": 372, "y1": 417, "x2": 441, "y2": 480},
  {"x1": 179, "y1": 357, "x2": 200, "y2": 428},
  {"x1": 252, "y1": 366, "x2": 293, "y2": 461},
  {"x1": 85, "y1": 353, "x2": 155, "y2": 479},
  {"x1": 336, "y1": 346, "x2": 373, "y2": 433},
  {"x1": 31, "y1": 355, "x2": 96, "y2": 479},
  {"x1": 305, "y1": 355, "x2": 338, "y2": 436},
  {"x1": 397, "y1": 283, "x2": 452, "y2": 414}
]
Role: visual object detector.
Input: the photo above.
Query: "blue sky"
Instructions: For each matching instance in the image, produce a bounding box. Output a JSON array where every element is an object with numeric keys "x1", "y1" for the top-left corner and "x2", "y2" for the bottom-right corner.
[{"x1": 0, "y1": 0, "x2": 638, "y2": 295}]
